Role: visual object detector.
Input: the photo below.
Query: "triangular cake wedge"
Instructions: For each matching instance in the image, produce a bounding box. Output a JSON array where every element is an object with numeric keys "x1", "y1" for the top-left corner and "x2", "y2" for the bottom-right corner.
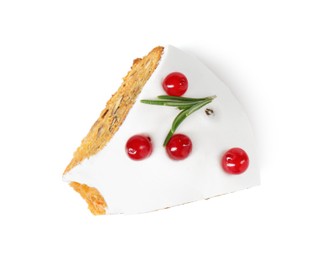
[{"x1": 63, "y1": 45, "x2": 260, "y2": 215}]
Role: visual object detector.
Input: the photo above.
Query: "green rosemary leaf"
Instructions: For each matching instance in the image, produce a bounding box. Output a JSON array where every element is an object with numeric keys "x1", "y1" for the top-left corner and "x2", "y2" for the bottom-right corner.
[
  {"x1": 163, "y1": 98, "x2": 213, "y2": 146},
  {"x1": 157, "y1": 95, "x2": 210, "y2": 102},
  {"x1": 163, "y1": 109, "x2": 187, "y2": 146},
  {"x1": 141, "y1": 99, "x2": 201, "y2": 107},
  {"x1": 163, "y1": 128, "x2": 176, "y2": 146},
  {"x1": 177, "y1": 106, "x2": 190, "y2": 110}
]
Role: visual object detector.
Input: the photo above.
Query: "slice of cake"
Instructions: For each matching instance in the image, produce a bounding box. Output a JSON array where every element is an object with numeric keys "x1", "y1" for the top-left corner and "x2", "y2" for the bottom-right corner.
[{"x1": 63, "y1": 45, "x2": 260, "y2": 215}]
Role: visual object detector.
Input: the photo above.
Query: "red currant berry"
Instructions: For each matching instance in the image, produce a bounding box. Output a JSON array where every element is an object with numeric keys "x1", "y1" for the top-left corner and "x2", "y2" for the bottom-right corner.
[
  {"x1": 162, "y1": 72, "x2": 188, "y2": 96},
  {"x1": 166, "y1": 134, "x2": 192, "y2": 160},
  {"x1": 221, "y1": 148, "x2": 249, "y2": 174},
  {"x1": 126, "y1": 135, "x2": 152, "y2": 160}
]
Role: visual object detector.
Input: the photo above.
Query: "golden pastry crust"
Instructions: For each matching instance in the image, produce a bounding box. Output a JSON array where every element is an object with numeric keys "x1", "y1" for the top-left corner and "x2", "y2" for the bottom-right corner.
[
  {"x1": 70, "y1": 182, "x2": 107, "y2": 215},
  {"x1": 64, "y1": 46, "x2": 164, "y2": 174},
  {"x1": 64, "y1": 46, "x2": 164, "y2": 215}
]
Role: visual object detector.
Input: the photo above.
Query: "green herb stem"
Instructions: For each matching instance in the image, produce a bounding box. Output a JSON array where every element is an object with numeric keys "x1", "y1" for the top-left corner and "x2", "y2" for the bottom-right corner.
[{"x1": 141, "y1": 95, "x2": 216, "y2": 146}]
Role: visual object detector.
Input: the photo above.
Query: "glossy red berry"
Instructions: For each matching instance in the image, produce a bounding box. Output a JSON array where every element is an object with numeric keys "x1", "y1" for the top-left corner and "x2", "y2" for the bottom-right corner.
[
  {"x1": 221, "y1": 148, "x2": 249, "y2": 174},
  {"x1": 162, "y1": 72, "x2": 188, "y2": 96},
  {"x1": 166, "y1": 134, "x2": 192, "y2": 160},
  {"x1": 126, "y1": 135, "x2": 152, "y2": 160}
]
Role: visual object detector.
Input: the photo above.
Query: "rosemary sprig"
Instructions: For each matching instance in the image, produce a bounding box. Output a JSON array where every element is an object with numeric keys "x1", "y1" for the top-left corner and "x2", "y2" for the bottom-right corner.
[{"x1": 141, "y1": 95, "x2": 216, "y2": 146}]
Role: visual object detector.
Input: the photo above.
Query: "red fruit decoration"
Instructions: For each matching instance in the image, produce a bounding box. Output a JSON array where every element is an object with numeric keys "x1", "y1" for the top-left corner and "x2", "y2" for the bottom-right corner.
[
  {"x1": 221, "y1": 148, "x2": 249, "y2": 174},
  {"x1": 162, "y1": 72, "x2": 188, "y2": 96},
  {"x1": 126, "y1": 135, "x2": 153, "y2": 160},
  {"x1": 166, "y1": 134, "x2": 192, "y2": 160}
]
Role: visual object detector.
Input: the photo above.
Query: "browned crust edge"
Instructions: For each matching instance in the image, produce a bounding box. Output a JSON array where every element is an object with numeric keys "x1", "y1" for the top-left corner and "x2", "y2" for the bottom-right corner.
[
  {"x1": 65, "y1": 46, "x2": 164, "y2": 215},
  {"x1": 70, "y1": 182, "x2": 107, "y2": 215}
]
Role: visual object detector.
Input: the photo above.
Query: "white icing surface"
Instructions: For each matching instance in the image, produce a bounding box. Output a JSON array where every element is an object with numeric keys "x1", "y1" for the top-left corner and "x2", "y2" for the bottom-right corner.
[{"x1": 63, "y1": 45, "x2": 260, "y2": 214}]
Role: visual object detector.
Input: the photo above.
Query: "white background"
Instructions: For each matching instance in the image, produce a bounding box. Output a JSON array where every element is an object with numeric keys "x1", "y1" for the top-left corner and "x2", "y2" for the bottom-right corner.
[{"x1": 1, "y1": 0, "x2": 321, "y2": 259}]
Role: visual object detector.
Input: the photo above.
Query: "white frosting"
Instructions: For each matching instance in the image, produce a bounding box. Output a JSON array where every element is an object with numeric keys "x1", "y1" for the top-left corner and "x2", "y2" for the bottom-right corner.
[{"x1": 63, "y1": 45, "x2": 260, "y2": 214}]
